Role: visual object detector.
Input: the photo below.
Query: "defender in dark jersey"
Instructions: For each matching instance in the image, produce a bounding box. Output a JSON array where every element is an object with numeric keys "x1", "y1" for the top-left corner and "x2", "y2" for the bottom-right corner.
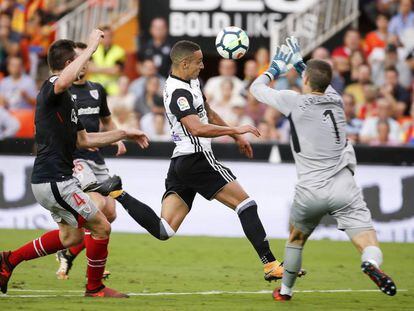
[
  {"x1": 55, "y1": 42, "x2": 126, "y2": 280},
  {"x1": 0, "y1": 30, "x2": 149, "y2": 298}
]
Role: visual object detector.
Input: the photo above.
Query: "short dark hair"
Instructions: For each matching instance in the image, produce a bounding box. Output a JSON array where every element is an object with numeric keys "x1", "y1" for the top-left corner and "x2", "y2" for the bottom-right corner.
[
  {"x1": 170, "y1": 40, "x2": 200, "y2": 64},
  {"x1": 305, "y1": 59, "x2": 332, "y2": 92},
  {"x1": 47, "y1": 39, "x2": 76, "y2": 71},
  {"x1": 385, "y1": 66, "x2": 398, "y2": 75},
  {"x1": 74, "y1": 42, "x2": 87, "y2": 49}
]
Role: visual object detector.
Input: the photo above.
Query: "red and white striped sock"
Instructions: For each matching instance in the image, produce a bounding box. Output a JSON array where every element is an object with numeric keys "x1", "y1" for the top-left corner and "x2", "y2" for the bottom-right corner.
[
  {"x1": 68, "y1": 229, "x2": 88, "y2": 257},
  {"x1": 85, "y1": 234, "x2": 109, "y2": 291},
  {"x1": 8, "y1": 230, "x2": 64, "y2": 268}
]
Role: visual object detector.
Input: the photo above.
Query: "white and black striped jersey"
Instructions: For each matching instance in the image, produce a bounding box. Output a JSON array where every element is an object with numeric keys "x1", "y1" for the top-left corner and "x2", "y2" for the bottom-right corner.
[{"x1": 164, "y1": 74, "x2": 212, "y2": 158}]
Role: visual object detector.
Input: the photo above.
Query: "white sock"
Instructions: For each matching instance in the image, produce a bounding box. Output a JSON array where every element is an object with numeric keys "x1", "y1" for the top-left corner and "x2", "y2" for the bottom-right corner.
[
  {"x1": 161, "y1": 218, "x2": 175, "y2": 238},
  {"x1": 362, "y1": 246, "x2": 383, "y2": 268},
  {"x1": 280, "y1": 283, "x2": 293, "y2": 296}
]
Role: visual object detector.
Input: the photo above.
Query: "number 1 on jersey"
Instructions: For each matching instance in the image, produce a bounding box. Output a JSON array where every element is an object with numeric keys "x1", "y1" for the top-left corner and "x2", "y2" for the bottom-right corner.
[{"x1": 323, "y1": 109, "x2": 341, "y2": 144}]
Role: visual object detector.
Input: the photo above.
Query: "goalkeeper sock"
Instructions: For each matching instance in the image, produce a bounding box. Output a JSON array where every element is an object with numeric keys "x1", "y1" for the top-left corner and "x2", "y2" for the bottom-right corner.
[{"x1": 281, "y1": 243, "x2": 303, "y2": 290}]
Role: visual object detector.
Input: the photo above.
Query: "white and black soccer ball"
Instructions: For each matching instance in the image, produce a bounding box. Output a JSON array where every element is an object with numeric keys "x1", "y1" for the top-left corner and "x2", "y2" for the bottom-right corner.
[{"x1": 215, "y1": 26, "x2": 249, "y2": 60}]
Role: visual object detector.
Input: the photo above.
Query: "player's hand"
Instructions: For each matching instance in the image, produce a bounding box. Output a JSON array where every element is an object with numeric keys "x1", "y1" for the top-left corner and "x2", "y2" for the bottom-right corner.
[
  {"x1": 267, "y1": 44, "x2": 292, "y2": 79},
  {"x1": 235, "y1": 135, "x2": 254, "y2": 159},
  {"x1": 115, "y1": 140, "x2": 127, "y2": 156},
  {"x1": 286, "y1": 36, "x2": 306, "y2": 75},
  {"x1": 125, "y1": 129, "x2": 150, "y2": 149},
  {"x1": 234, "y1": 125, "x2": 260, "y2": 138},
  {"x1": 87, "y1": 29, "x2": 104, "y2": 53}
]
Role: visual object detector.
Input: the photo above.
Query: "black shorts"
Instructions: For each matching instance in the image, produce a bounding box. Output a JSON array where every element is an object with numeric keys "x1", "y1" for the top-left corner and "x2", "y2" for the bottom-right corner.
[{"x1": 162, "y1": 151, "x2": 237, "y2": 209}]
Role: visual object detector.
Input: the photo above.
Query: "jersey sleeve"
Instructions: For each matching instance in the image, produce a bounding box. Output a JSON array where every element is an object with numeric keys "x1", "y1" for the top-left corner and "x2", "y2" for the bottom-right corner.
[
  {"x1": 97, "y1": 84, "x2": 111, "y2": 117},
  {"x1": 169, "y1": 88, "x2": 197, "y2": 121},
  {"x1": 77, "y1": 118, "x2": 85, "y2": 131},
  {"x1": 41, "y1": 76, "x2": 61, "y2": 105},
  {"x1": 250, "y1": 74, "x2": 299, "y2": 116}
]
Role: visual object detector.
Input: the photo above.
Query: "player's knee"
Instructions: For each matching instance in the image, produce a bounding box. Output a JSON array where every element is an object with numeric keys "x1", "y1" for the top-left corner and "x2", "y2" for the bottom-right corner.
[
  {"x1": 91, "y1": 216, "x2": 111, "y2": 239},
  {"x1": 60, "y1": 229, "x2": 84, "y2": 247},
  {"x1": 103, "y1": 198, "x2": 117, "y2": 223},
  {"x1": 288, "y1": 229, "x2": 308, "y2": 246}
]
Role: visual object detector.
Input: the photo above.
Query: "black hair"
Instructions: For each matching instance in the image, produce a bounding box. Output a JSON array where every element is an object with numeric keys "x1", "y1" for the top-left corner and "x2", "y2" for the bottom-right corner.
[{"x1": 47, "y1": 39, "x2": 76, "y2": 71}]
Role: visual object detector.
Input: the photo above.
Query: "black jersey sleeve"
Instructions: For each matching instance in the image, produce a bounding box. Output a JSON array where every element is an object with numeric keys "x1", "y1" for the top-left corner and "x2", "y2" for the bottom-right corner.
[
  {"x1": 41, "y1": 76, "x2": 61, "y2": 104},
  {"x1": 97, "y1": 84, "x2": 111, "y2": 117},
  {"x1": 77, "y1": 118, "x2": 85, "y2": 131},
  {"x1": 169, "y1": 89, "x2": 197, "y2": 121}
]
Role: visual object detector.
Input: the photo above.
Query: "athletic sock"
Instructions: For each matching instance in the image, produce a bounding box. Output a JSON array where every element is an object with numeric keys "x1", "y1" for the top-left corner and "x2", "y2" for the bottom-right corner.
[
  {"x1": 281, "y1": 243, "x2": 303, "y2": 291},
  {"x1": 362, "y1": 246, "x2": 383, "y2": 268},
  {"x1": 8, "y1": 230, "x2": 64, "y2": 268},
  {"x1": 85, "y1": 234, "x2": 108, "y2": 291},
  {"x1": 280, "y1": 283, "x2": 293, "y2": 296},
  {"x1": 236, "y1": 198, "x2": 276, "y2": 264},
  {"x1": 115, "y1": 191, "x2": 175, "y2": 240},
  {"x1": 68, "y1": 238, "x2": 86, "y2": 257}
]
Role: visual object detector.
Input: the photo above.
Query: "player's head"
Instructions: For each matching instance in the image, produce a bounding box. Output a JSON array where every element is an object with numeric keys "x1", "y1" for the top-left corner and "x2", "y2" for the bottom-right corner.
[
  {"x1": 303, "y1": 59, "x2": 332, "y2": 93},
  {"x1": 47, "y1": 39, "x2": 76, "y2": 73},
  {"x1": 74, "y1": 41, "x2": 89, "y2": 79},
  {"x1": 170, "y1": 40, "x2": 204, "y2": 80}
]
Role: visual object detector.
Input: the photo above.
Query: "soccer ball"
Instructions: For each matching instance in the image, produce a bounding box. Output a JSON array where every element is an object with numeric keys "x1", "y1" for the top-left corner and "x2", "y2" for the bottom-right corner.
[{"x1": 215, "y1": 26, "x2": 249, "y2": 60}]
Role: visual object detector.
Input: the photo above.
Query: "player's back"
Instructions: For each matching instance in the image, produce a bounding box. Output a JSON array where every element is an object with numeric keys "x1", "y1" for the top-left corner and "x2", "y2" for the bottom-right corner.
[{"x1": 289, "y1": 86, "x2": 356, "y2": 185}]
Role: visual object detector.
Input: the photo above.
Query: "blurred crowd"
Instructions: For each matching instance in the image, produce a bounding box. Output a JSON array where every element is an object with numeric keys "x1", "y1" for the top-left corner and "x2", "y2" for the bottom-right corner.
[{"x1": 1, "y1": 0, "x2": 414, "y2": 147}]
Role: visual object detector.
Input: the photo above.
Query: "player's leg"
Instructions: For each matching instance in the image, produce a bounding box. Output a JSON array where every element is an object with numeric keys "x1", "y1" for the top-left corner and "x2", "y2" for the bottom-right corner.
[{"x1": 331, "y1": 168, "x2": 396, "y2": 296}]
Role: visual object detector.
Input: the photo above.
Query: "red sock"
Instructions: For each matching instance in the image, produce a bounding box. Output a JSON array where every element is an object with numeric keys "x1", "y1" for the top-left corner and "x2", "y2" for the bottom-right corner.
[
  {"x1": 8, "y1": 230, "x2": 64, "y2": 267},
  {"x1": 85, "y1": 234, "x2": 109, "y2": 291},
  {"x1": 68, "y1": 230, "x2": 87, "y2": 257}
]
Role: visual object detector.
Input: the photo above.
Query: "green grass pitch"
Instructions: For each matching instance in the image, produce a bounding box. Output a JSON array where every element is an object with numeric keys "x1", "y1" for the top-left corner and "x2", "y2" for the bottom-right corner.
[{"x1": 0, "y1": 229, "x2": 413, "y2": 310}]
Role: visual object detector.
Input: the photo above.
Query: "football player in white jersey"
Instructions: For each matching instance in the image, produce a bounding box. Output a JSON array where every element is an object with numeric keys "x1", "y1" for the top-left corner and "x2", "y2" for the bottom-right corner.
[
  {"x1": 250, "y1": 37, "x2": 396, "y2": 301},
  {"x1": 109, "y1": 40, "x2": 306, "y2": 282}
]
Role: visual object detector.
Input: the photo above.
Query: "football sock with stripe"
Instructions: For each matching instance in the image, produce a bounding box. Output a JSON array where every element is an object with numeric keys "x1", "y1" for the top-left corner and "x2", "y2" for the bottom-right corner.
[
  {"x1": 236, "y1": 199, "x2": 276, "y2": 264},
  {"x1": 281, "y1": 243, "x2": 303, "y2": 295},
  {"x1": 85, "y1": 234, "x2": 108, "y2": 291},
  {"x1": 8, "y1": 230, "x2": 64, "y2": 268},
  {"x1": 115, "y1": 192, "x2": 175, "y2": 240}
]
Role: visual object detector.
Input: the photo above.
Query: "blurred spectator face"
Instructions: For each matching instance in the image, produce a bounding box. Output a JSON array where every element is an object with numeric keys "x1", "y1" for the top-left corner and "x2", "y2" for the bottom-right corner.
[
  {"x1": 333, "y1": 56, "x2": 350, "y2": 74},
  {"x1": 219, "y1": 59, "x2": 236, "y2": 77},
  {"x1": 102, "y1": 27, "x2": 113, "y2": 48},
  {"x1": 243, "y1": 60, "x2": 257, "y2": 80},
  {"x1": 231, "y1": 102, "x2": 245, "y2": 118},
  {"x1": 376, "y1": 14, "x2": 389, "y2": 32},
  {"x1": 7, "y1": 56, "x2": 23, "y2": 78},
  {"x1": 384, "y1": 69, "x2": 398, "y2": 87},
  {"x1": 363, "y1": 84, "x2": 378, "y2": 102},
  {"x1": 220, "y1": 79, "x2": 234, "y2": 101},
  {"x1": 377, "y1": 121, "x2": 390, "y2": 143},
  {"x1": 0, "y1": 13, "x2": 11, "y2": 38},
  {"x1": 400, "y1": 0, "x2": 412, "y2": 15},
  {"x1": 377, "y1": 98, "x2": 392, "y2": 119},
  {"x1": 357, "y1": 65, "x2": 371, "y2": 83},
  {"x1": 146, "y1": 75, "x2": 160, "y2": 96},
  {"x1": 411, "y1": 101, "x2": 414, "y2": 118},
  {"x1": 255, "y1": 48, "x2": 269, "y2": 65},
  {"x1": 312, "y1": 47, "x2": 330, "y2": 60},
  {"x1": 344, "y1": 30, "x2": 360, "y2": 51},
  {"x1": 395, "y1": 101, "x2": 407, "y2": 119},
  {"x1": 343, "y1": 93, "x2": 356, "y2": 118},
  {"x1": 118, "y1": 76, "x2": 130, "y2": 95},
  {"x1": 150, "y1": 18, "x2": 168, "y2": 43},
  {"x1": 139, "y1": 59, "x2": 157, "y2": 77},
  {"x1": 350, "y1": 51, "x2": 365, "y2": 68}
]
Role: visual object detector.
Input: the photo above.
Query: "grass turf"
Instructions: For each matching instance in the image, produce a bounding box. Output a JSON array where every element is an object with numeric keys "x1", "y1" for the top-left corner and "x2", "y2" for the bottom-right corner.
[{"x1": 0, "y1": 229, "x2": 413, "y2": 310}]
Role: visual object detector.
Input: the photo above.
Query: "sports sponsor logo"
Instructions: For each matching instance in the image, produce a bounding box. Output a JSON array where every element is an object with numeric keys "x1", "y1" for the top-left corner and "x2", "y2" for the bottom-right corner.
[
  {"x1": 89, "y1": 90, "x2": 99, "y2": 100},
  {"x1": 71, "y1": 109, "x2": 78, "y2": 124},
  {"x1": 177, "y1": 96, "x2": 191, "y2": 111},
  {"x1": 78, "y1": 107, "x2": 100, "y2": 116}
]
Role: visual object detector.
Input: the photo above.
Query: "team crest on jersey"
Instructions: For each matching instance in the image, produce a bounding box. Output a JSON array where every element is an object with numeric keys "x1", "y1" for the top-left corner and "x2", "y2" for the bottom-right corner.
[
  {"x1": 71, "y1": 109, "x2": 78, "y2": 124},
  {"x1": 177, "y1": 97, "x2": 190, "y2": 111},
  {"x1": 49, "y1": 76, "x2": 58, "y2": 83},
  {"x1": 89, "y1": 90, "x2": 99, "y2": 100},
  {"x1": 71, "y1": 94, "x2": 77, "y2": 101}
]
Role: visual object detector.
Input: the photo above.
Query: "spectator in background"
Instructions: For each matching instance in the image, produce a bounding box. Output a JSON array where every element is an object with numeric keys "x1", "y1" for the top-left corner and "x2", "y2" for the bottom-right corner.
[
  {"x1": 253, "y1": 121, "x2": 278, "y2": 143},
  {"x1": 359, "y1": 84, "x2": 379, "y2": 120},
  {"x1": 274, "y1": 68, "x2": 302, "y2": 91},
  {"x1": 245, "y1": 92, "x2": 266, "y2": 126},
  {"x1": 332, "y1": 29, "x2": 362, "y2": 59},
  {"x1": 349, "y1": 50, "x2": 366, "y2": 82},
  {"x1": 204, "y1": 59, "x2": 243, "y2": 103},
  {"x1": 364, "y1": 13, "x2": 389, "y2": 56},
  {"x1": 107, "y1": 75, "x2": 136, "y2": 112},
  {"x1": 383, "y1": 67, "x2": 411, "y2": 109},
  {"x1": 402, "y1": 102, "x2": 414, "y2": 144},
  {"x1": 360, "y1": 98, "x2": 401, "y2": 144},
  {"x1": 134, "y1": 75, "x2": 164, "y2": 118},
  {"x1": 89, "y1": 26, "x2": 125, "y2": 95},
  {"x1": 312, "y1": 46, "x2": 345, "y2": 93},
  {"x1": 0, "y1": 12, "x2": 20, "y2": 75},
  {"x1": 344, "y1": 64, "x2": 372, "y2": 107},
  {"x1": 312, "y1": 46, "x2": 330, "y2": 60},
  {"x1": 255, "y1": 47, "x2": 270, "y2": 75},
  {"x1": 138, "y1": 17, "x2": 172, "y2": 78},
  {"x1": 111, "y1": 105, "x2": 139, "y2": 131},
  {"x1": 388, "y1": 0, "x2": 414, "y2": 38},
  {"x1": 140, "y1": 111, "x2": 170, "y2": 142},
  {"x1": 369, "y1": 43, "x2": 411, "y2": 88},
  {"x1": 0, "y1": 56, "x2": 37, "y2": 110},
  {"x1": 241, "y1": 59, "x2": 257, "y2": 94},
  {"x1": 343, "y1": 93, "x2": 363, "y2": 143},
  {"x1": 129, "y1": 58, "x2": 165, "y2": 101},
  {"x1": 369, "y1": 119, "x2": 400, "y2": 146},
  {"x1": 0, "y1": 105, "x2": 19, "y2": 139}
]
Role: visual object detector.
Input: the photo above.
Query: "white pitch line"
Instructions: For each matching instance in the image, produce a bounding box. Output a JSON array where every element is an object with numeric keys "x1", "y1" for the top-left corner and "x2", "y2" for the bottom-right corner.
[{"x1": 0, "y1": 289, "x2": 408, "y2": 298}]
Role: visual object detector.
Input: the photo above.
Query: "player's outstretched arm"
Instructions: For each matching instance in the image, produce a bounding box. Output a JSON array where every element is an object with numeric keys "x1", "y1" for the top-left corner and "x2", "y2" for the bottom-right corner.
[
  {"x1": 180, "y1": 114, "x2": 260, "y2": 139},
  {"x1": 77, "y1": 129, "x2": 149, "y2": 150},
  {"x1": 54, "y1": 29, "x2": 103, "y2": 94},
  {"x1": 101, "y1": 116, "x2": 127, "y2": 156},
  {"x1": 204, "y1": 102, "x2": 254, "y2": 158},
  {"x1": 286, "y1": 36, "x2": 307, "y2": 76}
]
